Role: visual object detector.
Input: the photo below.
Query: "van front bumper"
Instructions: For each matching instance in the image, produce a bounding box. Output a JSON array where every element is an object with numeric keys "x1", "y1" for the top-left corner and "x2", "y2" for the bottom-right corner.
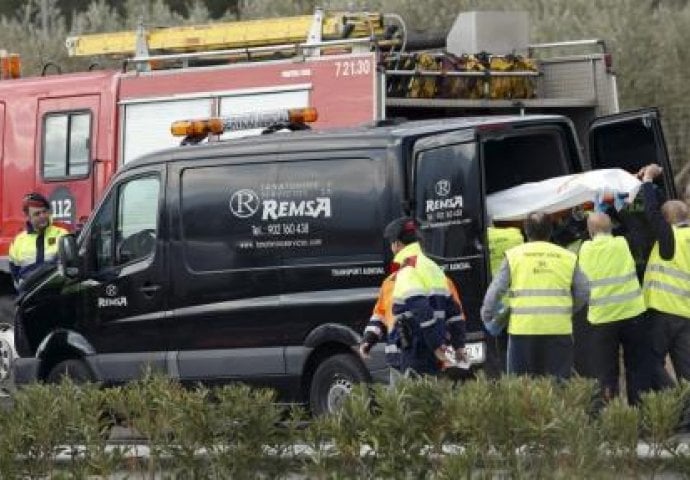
[{"x1": 13, "y1": 358, "x2": 40, "y2": 385}]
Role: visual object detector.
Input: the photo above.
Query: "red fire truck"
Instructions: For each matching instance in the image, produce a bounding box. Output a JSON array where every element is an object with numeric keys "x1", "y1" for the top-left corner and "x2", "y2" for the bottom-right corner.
[{"x1": 0, "y1": 9, "x2": 620, "y2": 384}]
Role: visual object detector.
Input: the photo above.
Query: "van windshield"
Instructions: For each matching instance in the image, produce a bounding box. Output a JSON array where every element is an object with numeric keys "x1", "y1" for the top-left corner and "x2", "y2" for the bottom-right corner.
[{"x1": 482, "y1": 128, "x2": 571, "y2": 195}]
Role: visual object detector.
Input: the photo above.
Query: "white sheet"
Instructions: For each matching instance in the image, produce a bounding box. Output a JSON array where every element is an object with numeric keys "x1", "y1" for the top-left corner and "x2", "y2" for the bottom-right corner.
[{"x1": 487, "y1": 168, "x2": 641, "y2": 221}]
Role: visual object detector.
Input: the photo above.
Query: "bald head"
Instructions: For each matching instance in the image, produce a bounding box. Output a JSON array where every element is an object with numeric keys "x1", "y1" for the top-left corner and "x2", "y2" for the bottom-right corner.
[
  {"x1": 661, "y1": 200, "x2": 690, "y2": 225},
  {"x1": 587, "y1": 212, "x2": 612, "y2": 237},
  {"x1": 523, "y1": 212, "x2": 552, "y2": 241}
]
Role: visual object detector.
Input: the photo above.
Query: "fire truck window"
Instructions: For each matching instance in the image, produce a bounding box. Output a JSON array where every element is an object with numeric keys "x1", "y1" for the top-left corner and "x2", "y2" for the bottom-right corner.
[
  {"x1": 115, "y1": 176, "x2": 160, "y2": 265},
  {"x1": 122, "y1": 99, "x2": 211, "y2": 164},
  {"x1": 43, "y1": 116, "x2": 68, "y2": 178},
  {"x1": 42, "y1": 112, "x2": 91, "y2": 179},
  {"x1": 70, "y1": 114, "x2": 90, "y2": 175}
]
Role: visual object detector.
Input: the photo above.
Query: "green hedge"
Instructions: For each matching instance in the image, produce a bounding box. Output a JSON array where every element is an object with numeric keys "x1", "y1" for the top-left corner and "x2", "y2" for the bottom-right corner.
[{"x1": 2, "y1": 373, "x2": 690, "y2": 478}]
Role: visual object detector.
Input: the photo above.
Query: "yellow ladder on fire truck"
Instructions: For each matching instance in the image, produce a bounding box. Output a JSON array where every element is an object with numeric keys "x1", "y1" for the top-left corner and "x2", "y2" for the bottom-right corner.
[{"x1": 65, "y1": 9, "x2": 388, "y2": 57}]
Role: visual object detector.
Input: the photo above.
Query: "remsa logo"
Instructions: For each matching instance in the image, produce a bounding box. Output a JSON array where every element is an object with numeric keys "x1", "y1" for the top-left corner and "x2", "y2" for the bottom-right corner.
[
  {"x1": 228, "y1": 189, "x2": 332, "y2": 220},
  {"x1": 435, "y1": 179, "x2": 451, "y2": 197},
  {"x1": 229, "y1": 189, "x2": 261, "y2": 218}
]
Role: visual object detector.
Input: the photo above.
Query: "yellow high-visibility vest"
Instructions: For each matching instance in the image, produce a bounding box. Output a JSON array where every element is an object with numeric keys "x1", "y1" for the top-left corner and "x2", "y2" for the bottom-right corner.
[
  {"x1": 578, "y1": 234, "x2": 645, "y2": 324},
  {"x1": 393, "y1": 243, "x2": 450, "y2": 302},
  {"x1": 488, "y1": 226, "x2": 524, "y2": 276},
  {"x1": 506, "y1": 241, "x2": 577, "y2": 335},
  {"x1": 643, "y1": 226, "x2": 690, "y2": 318}
]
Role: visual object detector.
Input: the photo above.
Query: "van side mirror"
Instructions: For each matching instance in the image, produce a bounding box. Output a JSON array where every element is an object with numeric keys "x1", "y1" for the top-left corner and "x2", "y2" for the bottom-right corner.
[{"x1": 58, "y1": 234, "x2": 81, "y2": 278}]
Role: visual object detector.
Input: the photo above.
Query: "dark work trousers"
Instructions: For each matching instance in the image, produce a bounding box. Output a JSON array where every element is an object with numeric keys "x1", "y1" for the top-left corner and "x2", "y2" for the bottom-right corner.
[
  {"x1": 648, "y1": 308, "x2": 690, "y2": 389},
  {"x1": 507, "y1": 334, "x2": 573, "y2": 380},
  {"x1": 484, "y1": 331, "x2": 509, "y2": 378},
  {"x1": 573, "y1": 308, "x2": 598, "y2": 378},
  {"x1": 400, "y1": 335, "x2": 440, "y2": 376},
  {"x1": 589, "y1": 313, "x2": 653, "y2": 405}
]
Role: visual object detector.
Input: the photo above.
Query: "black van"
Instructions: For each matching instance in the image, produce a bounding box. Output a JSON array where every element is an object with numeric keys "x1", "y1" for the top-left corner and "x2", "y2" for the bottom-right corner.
[{"x1": 13, "y1": 109, "x2": 675, "y2": 414}]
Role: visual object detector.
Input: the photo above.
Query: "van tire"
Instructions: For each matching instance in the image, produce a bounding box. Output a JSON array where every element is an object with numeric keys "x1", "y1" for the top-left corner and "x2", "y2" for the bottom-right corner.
[
  {"x1": 0, "y1": 327, "x2": 13, "y2": 384},
  {"x1": 13, "y1": 316, "x2": 30, "y2": 358},
  {"x1": 0, "y1": 294, "x2": 15, "y2": 326},
  {"x1": 46, "y1": 359, "x2": 94, "y2": 384},
  {"x1": 309, "y1": 353, "x2": 369, "y2": 416}
]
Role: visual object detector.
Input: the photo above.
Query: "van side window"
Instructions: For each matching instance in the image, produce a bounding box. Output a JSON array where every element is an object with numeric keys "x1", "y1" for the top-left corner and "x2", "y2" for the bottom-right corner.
[
  {"x1": 115, "y1": 177, "x2": 160, "y2": 265},
  {"x1": 181, "y1": 163, "x2": 278, "y2": 272},
  {"x1": 589, "y1": 118, "x2": 658, "y2": 174},
  {"x1": 86, "y1": 175, "x2": 159, "y2": 272},
  {"x1": 482, "y1": 130, "x2": 568, "y2": 194},
  {"x1": 278, "y1": 158, "x2": 384, "y2": 265},
  {"x1": 89, "y1": 193, "x2": 114, "y2": 271},
  {"x1": 415, "y1": 142, "x2": 479, "y2": 259},
  {"x1": 42, "y1": 112, "x2": 91, "y2": 179},
  {"x1": 181, "y1": 157, "x2": 383, "y2": 272}
]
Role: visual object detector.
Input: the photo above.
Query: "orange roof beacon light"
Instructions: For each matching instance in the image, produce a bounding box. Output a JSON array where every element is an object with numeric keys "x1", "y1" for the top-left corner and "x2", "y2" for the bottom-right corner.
[
  {"x1": 0, "y1": 52, "x2": 21, "y2": 80},
  {"x1": 171, "y1": 107, "x2": 318, "y2": 144}
]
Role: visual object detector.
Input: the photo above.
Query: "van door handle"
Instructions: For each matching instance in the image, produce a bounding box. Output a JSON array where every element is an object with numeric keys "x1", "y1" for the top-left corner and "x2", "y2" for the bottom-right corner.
[{"x1": 140, "y1": 284, "x2": 162, "y2": 295}]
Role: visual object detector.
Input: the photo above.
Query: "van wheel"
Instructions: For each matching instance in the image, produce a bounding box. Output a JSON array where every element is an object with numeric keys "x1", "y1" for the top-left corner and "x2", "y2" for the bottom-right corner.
[
  {"x1": 47, "y1": 359, "x2": 115, "y2": 439},
  {"x1": 309, "y1": 353, "x2": 369, "y2": 416},
  {"x1": 0, "y1": 328, "x2": 13, "y2": 384},
  {"x1": 0, "y1": 294, "x2": 16, "y2": 386},
  {"x1": 13, "y1": 316, "x2": 30, "y2": 358},
  {"x1": 47, "y1": 359, "x2": 94, "y2": 384},
  {"x1": 0, "y1": 294, "x2": 15, "y2": 325}
]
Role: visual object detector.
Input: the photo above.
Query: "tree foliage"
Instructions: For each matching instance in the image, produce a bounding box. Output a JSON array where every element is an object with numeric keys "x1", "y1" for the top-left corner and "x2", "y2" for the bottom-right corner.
[{"x1": 0, "y1": 0, "x2": 688, "y2": 172}]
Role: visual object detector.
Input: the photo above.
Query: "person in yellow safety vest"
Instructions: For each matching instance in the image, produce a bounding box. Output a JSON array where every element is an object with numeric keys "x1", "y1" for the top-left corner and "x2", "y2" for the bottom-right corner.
[
  {"x1": 577, "y1": 212, "x2": 652, "y2": 404},
  {"x1": 8, "y1": 193, "x2": 68, "y2": 292},
  {"x1": 485, "y1": 225, "x2": 524, "y2": 373},
  {"x1": 358, "y1": 262, "x2": 465, "y2": 370},
  {"x1": 638, "y1": 164, "x2": 690, "y2": 388},
  {"x1": 487, "y1": 225, "x2": 524, "y2": 277},
  {"x1": 481, "y1": 212, "x2": 589, "y2": 379},
  {"x1": 360, "y1": 217, "x2": 466, "y2": 375}
]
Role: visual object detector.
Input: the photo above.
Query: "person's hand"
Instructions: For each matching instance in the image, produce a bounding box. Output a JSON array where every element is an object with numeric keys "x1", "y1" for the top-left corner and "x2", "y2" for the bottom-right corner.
[
  {"x1": 358, "y1": 342, "x2": 371, "y2": 360},
  {"x1": 455, "y1": 347, "x2": 468, "y2": 364},
  {"x1": 434, "y1": 345, "x2": 453, "y2": 367},
  {"x1": 642, "y1": 164, "x2": 663, "y2": 182}
]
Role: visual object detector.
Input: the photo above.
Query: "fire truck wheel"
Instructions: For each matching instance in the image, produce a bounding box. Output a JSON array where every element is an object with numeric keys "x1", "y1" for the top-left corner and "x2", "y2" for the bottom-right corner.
[
  {"x1": 46, "y1": 359, "x2": 95, "y2": 384},
  {"x1": 309, "y1": 353, "x2": 369, "y2": 416}
]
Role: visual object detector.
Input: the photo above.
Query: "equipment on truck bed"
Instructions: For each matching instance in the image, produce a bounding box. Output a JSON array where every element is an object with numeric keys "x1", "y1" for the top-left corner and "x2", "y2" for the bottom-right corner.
[
  {"x1": 383, "y1": 51, "x2": 538, "y2": 100},
  {"x1": 66, "y1": 9, "x2": 391, "y2": 58}
]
